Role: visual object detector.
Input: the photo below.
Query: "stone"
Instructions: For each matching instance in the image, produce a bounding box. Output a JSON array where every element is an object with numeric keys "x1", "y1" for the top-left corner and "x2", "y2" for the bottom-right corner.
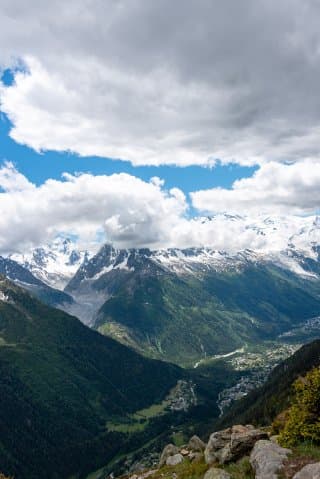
[
  {"x1": 250, "y1": 439, "x2": 292, "y2": 479},
  {"x1": 159, "y1": 444, "x2": 179, "y2": 466},
  {"x1": 227, "y1": 425, "x2": 269, "y2": 462},
  {"x1": 165, "y1": 453, "x2": 184, "y2": 466},
  {"x1": 204, "y1": 428, "x2": 232, "y2": 464},
  {"x1": 205, "y1": 425, "x2": 268, "y2": 465},
  {"x1": 293, "y1": 462, "x2": 320, "y2": 478},
  {"x1": 180, "y1": 448, "x2": 189, "y2": 456},
  {"x1": 203, "y1": 467, "x2": 231, "y2": 479},
  {"x1": 188, "y1": 435, "x2": 206, "y2": 452}
]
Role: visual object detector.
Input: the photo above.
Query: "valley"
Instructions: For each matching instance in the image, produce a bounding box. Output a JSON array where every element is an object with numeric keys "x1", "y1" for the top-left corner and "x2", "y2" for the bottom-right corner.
[{"x1": 0, "y1": 218, "x2": 320, "y2": 478}]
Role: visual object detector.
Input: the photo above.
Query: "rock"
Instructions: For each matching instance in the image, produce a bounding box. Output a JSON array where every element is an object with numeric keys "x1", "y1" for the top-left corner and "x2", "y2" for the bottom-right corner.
[
  {"x1": 159, "y1": 444, "x2": 179, "y2": 466},
  {"x1": 293, "y1": 462, "x2": 320, "y2": 478},
  {"x1": 166, "y1": 453, "x2": 184, "y2": 466},
  {"x1": 205, "y1": 425, "x2": 268, "y2": 465},
  {"x1": 180, "y1": 448, "x2": 189, "y2": 456},
  {"x1": 203, "y1": 467, "x2": 231, "y2": 479},
  {"x1": 250, "y1": 439, "x2": 292, "y2": 479},
  {"x1": 227, "y1": 425, "x2": 269, "y2": 463},
  {"x1": 188, "y1": 435, "x2": 206, "y2": 452},
  {"x1": 204, "y1": 428, "x2": 232, "y2": 464}
]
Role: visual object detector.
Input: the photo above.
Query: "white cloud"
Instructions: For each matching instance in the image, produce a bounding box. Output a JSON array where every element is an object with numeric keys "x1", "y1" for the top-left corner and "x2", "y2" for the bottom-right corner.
[
  {"x1": 0, "y1": 163, "x2": 189, "y2": 253},
  {"x1": 2, "y1": 1, "x2": 320, "y2": 166},
  {"x1": 191, "y1": 160, "x2": 320, "y2": 215},
  {"x1": 0, "y1": 161, "x2": 34, "y2": 192},
  {"x1": 0, "y1": 163, "x2": 319, "y2": 256}
]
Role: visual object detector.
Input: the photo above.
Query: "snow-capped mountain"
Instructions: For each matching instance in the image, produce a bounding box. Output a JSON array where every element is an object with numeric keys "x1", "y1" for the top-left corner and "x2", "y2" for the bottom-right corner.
[
  {"x1": 10, "y1": 237, "x2": 91, "y2": 289},
  {"x1": 0, "y1": 255, "x2": 74, "y2": 308},
  {"x1": 4, "y1": 215, "x2": 320, "y2": 363},
  {"x1": 65, "y1": 214, "x2": 320, "y2": 284},
  {"x1": 9, "y1": 215, "x2": 320, "y2": 295}
]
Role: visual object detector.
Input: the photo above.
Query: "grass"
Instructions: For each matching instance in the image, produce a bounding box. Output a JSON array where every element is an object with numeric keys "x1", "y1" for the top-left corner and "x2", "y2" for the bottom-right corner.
[
  {"x1": 172, "y1": 431, "x2": 186, "y2": 447},
  {"x1": 106, "y1": 419, "x2": 146, "y2": 433},
  {"x1": 117, "y1": 456, "x2": 256, "y2": 479},
  {"x1": 293, "y1": 442, "x2": 320, "y2": 460},
  {"x1": 138, "y1": 459, "x2": 209, "y2": 479},
  {"x1": 106, "y1": 394, "x2": 172, "y2": 433},
  {"x1": 277, "y1": 442, "x2": 320, "y2": 479},
  {"x1": 224, "y1": 457, "x2": 255, "y2": 478},
  {"x1": 134, "y1": 400, "x2": 170, "y2": 419}
]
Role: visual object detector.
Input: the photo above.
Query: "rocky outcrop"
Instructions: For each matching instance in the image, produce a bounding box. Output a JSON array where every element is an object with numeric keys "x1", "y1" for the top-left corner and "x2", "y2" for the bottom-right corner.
[
  {"x1": 250, "y1": 439, "x2": 292, "y2": 479},
  {"x1": 293, "y1": 462, "x2": 320, "y2": 478},
  {"x1": 205, "y1": 425, "x2": 268, "y2": 465},
  {"x1": 188, "y1": 435, "x2": 206, "y2": 452},
  {"x1": 204, "y1": 467, "x2": 231, "y2": 479},
  {"x1": 165, "y1": 454, "x2": 183, "y2": 466},
  {"x1": 159, "y1": 444, "x2": 179, "y2": 466},
  {"x1": 159, "y1": 435, "x2": 206, "y2": 467}
]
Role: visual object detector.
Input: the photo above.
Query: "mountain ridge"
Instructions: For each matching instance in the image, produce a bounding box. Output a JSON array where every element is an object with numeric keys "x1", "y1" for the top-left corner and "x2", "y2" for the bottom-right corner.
[{"x1": 0, "y1": 278, "x2": 185, "y2": 479}]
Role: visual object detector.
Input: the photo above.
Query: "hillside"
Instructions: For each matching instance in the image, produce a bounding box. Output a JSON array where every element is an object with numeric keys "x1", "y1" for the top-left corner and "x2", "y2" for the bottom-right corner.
[
  {"x1": 66, "y1": 245, "x2": 320, "y2": 366},
  {"x1": 0, "y1": 278, "x2": 184, "y2": 479},
  {"x1": 0, "y1": 256, "x2": 73, "y2": 308},
  {"x1": 216, "y1": 339, "x2": 320, "y2": 430}
]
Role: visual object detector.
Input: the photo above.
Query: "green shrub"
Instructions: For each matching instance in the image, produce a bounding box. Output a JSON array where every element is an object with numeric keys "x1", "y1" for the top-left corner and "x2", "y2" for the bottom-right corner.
[{"x1": 279, "y1": 367, "x2": 320, "y2": 446}]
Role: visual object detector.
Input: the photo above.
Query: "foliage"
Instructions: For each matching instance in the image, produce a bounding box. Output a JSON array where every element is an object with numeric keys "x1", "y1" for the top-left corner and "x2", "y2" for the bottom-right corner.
[
  {"x1": 95, "y1": 263, "x2": 320, "y2": 366},
  {"x1": 279, "y1": 367, "x2": 320, "y2": 446},
  {"x1": 224, "y1": 456, "x2": 255, "y2": 478},
  {"x1": 0, "y1": 280, "x2": 182, "y2": 479}
]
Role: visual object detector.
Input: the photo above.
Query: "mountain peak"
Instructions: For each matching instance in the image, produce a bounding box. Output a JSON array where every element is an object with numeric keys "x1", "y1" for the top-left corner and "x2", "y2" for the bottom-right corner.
[{"x1": 10, "y1": 237, "x2": 92, "y2": 289}]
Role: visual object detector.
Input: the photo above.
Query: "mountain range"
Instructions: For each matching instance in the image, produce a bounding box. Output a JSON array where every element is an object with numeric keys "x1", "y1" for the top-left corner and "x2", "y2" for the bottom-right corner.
[
  {"x1": 3, "y1": 214, "x2": 320, "y2": 366},
  {"x1": 0, "y1": 215, "x2": 320, "y2": 478}
]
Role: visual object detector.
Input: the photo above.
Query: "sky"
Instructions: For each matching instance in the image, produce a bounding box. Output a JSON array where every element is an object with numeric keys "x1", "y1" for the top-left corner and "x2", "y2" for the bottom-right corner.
[{"x1": 0, "y1": 1, "x2": 320, "y2": 254}]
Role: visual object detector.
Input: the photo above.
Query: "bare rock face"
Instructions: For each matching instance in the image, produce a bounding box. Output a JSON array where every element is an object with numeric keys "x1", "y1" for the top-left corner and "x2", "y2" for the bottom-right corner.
[
  {"x1": 205, "y1": 428, "x2": 232, "y2": 464},
  {"x1": 159, "y1": 444, "x2": 180, "y2": 467},
  {"x1": 165, "y1": 453, "x2": 184, "y2": 466},
  {"x1": 250, "y1": 439, "x2": 292, "y2": 479},
  {"x1": 205, "y1": 425, "x2": 268, "y2": 465},
  {"x1": 203, "y1": 467, "x2": 231, "y2": 479},
  {"x1": 293, "y1": 462, "x2": 320, "y2": 479},
  {"x1": 188, "y1": 435, "x2": 206, "y2": 452}
]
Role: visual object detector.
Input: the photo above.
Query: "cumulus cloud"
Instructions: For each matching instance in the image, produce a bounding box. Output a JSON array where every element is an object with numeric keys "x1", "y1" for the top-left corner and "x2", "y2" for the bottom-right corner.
[
  {"x1": 0, "y1": 163, "x2": 319, "y2": 255},
  {"x1": 0, "y1": 163, "x2": 188, "y2": 253},
  {"x1": 191, "y1": 160, "x2": 320, "y2": 215},
  {"x1": 1, "y1": 1, "x2": 320, "y2": 165}
]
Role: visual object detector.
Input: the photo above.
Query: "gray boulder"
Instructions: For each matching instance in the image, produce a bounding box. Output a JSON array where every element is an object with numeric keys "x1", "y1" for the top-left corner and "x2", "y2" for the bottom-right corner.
[
  {"x1": 159, "y1": 444, "x2": 179, "y2": 466},
  {"x1": 250, "y1": 439, "x2": 292, "y2": 479},
  {"x1": 166, "y1": 453, "x2": 184, "y2": 466},
  {"x1": 205, "y1": 425, "x2": 268, "y2": 465},
  {"x1": 293, "y1": 462, "x2": 320, "y2": 478},
  {"x1": 204, "y1": 428, "x2": 232, "y2": 464},
  {"x1": 188, "y1": 435, "x2": 206, "y2": 452},
  {"x1": 204, "y1": 467, "x2": 231, "y2": 479}
]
